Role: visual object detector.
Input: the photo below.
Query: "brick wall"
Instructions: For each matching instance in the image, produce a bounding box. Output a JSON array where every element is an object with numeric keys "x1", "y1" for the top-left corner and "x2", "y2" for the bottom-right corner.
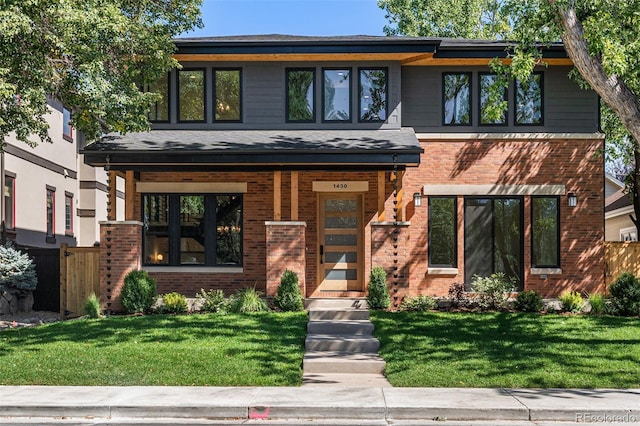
[
  {"x1": 265, "y1": 222, "x2": 306, "y2": 297},
  {"x1": 371, "y1": 223, "x2": 410, "y2": 309}
]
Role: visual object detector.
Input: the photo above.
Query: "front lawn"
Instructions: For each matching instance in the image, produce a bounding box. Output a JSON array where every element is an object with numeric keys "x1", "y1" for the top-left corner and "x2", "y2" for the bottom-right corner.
[
  {"x1": 372, "y1": 311, "x2": 640, "y2": 388},
  {"x1": 0, "y1": 312, "x2": 307, "y2": 386}
]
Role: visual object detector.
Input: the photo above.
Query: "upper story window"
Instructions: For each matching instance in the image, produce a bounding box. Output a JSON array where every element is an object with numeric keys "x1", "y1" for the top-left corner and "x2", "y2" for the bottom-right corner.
[
  {"x1": 46, "y1": 186, "x2": 55, "y2": 242},
  {"x1": 147, "y1": 73, "x2": 169, "y2": 122},
  {"x1": 516, "y1": 72, "x2": 543, "y2": 125},
  {"x1": 443, "y1": 72, "x2": 471, "y2": 125},
  {"x1": 4, "y1": 174, "x2": 15, "y2": 230},
  {"x1": 286, "y1": 68, "x2": 315, "y2": 122},
  {"x1": 214, "y1": 69, "x2": 242, "y2": 122},
  {"x1": 479, "y1": 73, "x2": 507, "y2": 125},
  {"x1": 178, "y1": 69, "x2": 206, "y2": 122},
  {"x1": 323, "y1": 68, "x2": 351, "y2": 122},
  {"x1": 65, "y1": 192, "x2": 73, "y2": 236},
  {"x1": 62, "y1": 107, "x2": 73, "y2": 141},
  {"x1": 359, "y1": 68, "x2": 387, "y2": 122}
]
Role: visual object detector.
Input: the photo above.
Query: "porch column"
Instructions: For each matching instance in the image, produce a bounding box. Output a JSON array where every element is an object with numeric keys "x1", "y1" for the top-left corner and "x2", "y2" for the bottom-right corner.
[
  {"x1": 291, "y1": 171, "x2": 299, "y2": 220},
  {"x1": 265, "y1": 221, "x2": 306, "y2": 297},
  {"x1": 371, "y1": 222, "x2": 410, "y2": 310},
  {"x1": 124, "y1": 171, "x2": 136, "y2": 221},
  {"x1": 273, "y1": 171, "x2": 282, "y2": 220}
]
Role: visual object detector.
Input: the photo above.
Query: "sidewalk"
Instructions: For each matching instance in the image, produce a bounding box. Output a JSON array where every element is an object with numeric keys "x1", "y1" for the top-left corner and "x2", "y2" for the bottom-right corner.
[{"x1": 2, "y1": 386, "x2": 640, "y2": 424}]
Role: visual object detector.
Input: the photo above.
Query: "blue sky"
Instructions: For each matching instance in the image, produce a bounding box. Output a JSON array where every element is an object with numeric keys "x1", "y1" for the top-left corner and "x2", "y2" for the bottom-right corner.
[{"x1": 180, "y1": 0, "x2": 389, "y2": 37}]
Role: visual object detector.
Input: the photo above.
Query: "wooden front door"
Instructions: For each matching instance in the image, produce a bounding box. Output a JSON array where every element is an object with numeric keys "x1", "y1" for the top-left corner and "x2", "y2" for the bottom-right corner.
[{"x1": 317, "y1": 193, "x2": 364, "y2": 292}]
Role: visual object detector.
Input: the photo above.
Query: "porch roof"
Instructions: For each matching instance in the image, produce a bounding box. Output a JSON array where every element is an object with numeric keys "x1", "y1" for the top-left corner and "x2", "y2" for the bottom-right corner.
[{"x1": 81, "y1": 128, "x2": 423, "y2": 171}]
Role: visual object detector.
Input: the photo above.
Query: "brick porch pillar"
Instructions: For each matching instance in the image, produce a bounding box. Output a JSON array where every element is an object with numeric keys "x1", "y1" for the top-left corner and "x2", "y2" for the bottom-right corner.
[
  {"x1": 371, "y1": 221, "x2": 411, "y2": 310},
  {"x1": 100, "y1": 221, "x2": 143, "y2": 313},
  {"x1": 265, "y1": 221, "x2": 306, "y2": 297}
]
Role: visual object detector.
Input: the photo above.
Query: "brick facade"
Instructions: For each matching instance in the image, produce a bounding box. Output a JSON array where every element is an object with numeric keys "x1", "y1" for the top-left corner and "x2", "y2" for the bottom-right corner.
[{"x1": 265, "y1": 222, "x2": 306, "y2": 297}]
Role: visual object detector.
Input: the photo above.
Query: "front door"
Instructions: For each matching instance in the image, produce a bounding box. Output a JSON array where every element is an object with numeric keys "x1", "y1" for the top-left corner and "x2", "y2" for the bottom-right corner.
[{"x1": 318, "y1": 193, "x2": 363, "y2": 292}]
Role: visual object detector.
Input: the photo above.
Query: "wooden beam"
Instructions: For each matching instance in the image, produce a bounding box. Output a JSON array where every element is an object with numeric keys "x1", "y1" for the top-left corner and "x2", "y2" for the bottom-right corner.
[
  {"x1": 125, "y1": 171, "x2": 135, "y2": 221},
  {"x1": 107, "y1": 170, "x2": 117, "y2": 221},
  {"x1": 274, "y1": 171, "x2": 282, "y2": 221},
  {"x1": 291, "y1": 171, "x2": 299, "y2": 221},
  {"x1": 378, "y1": 171, "x2": 386, "y2": 222}
]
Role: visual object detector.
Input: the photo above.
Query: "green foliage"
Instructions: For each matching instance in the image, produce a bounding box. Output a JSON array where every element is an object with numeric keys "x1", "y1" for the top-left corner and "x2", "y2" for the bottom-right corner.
[
  {"x1": 515, "y1": 290, "x2": 543, "y2": 313},
  {"x1": 121, "y1": 270, "x2": 157, "y2": 314},
  {"x1": 559, "y1": 291, "x2": 585, "y2": 313},
  {"x1": 195, "y1": 288, "x2": 227, "y2": 313},
  {"x1": 609, "y1": 272, "x2": 640, "y2": 316},
  {"x1": 367, "y1": 266, "x2": 390, "y2": 310},
  {"x1": 161, "y1": 292, "x2": 188, "y2": 314},
  {"x1": 0, "y1": 243, "x2": 37, "y2": 292},
  {"x1": 228, "y1": 288, "x2": 270, "y2": 313},
  {"x1": 400, "y1": 295, "x2": 437, "y2": 312},
  {"x1": 588, "y1": 293, "x2": 607, "y2": 316},
  {"x1": 83, "y1": 293, "x2": 101, "y2": 319},
  {"x1": 274, "y1": 270, "x2": 304, "y2": 312},
  {"x1": 471, "y1": 273, "x2": 515, "y2": 311}
]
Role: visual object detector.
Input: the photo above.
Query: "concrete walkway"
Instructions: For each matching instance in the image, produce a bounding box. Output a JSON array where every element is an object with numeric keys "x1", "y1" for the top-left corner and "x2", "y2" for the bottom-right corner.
[{"x1": 2, "y1": 386, "x2": 640, "y2": 424}]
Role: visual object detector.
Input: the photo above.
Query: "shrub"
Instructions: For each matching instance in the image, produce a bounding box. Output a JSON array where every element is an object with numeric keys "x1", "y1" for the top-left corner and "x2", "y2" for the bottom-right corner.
[
  {"x1": 161, "y1": 292, "x2": 188, "y2": 314},
  {"x1": 196, "y1": 288, "x2": 227, "y2": 313},
  {"x1": 274, "y1": 270, "x2": 304, "y2": 312},
  {"x1": 121, "y1": 270, "x2": 157, "y2": 314},
  {"x1": 0, "y1": 243, "x2": 37, "y2": 292},
  {"x1": 448, "y1": 282, "x2": 469, "y2": 308},
  {"x1": 400, "y1": 295, "x2": 437, "y2": 312},
  {"x1": 228, "y1": 288, "x2": 270, "y2": 313},
  {"x1": 367, "y1": 266, "x2": 390, "y2": 310},
  {"x1": 84, "y1": 293, "x2": 101, "y2": 319},
  {"x1": 588, "y1": 293, "x2": 607, "y2": 316},
  {"x1": 471, "y1": 273, "x2": 515, "y2": 311},
  {"x1": 559, "y1": 290, "x2": 585, "y2": 313},
  {"x1": 609, "y1": 272, "x2": 640, "y2": 316},
  {"x1": 515, "y1": 290, "x2": 543, "y2": 313}
]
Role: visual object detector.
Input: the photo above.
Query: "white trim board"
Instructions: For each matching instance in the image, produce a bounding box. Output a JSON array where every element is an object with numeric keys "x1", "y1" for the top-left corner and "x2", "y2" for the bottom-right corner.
[
  {"x1": 416, "y1": 132, "x2": 604, "y2": 140},
  {"x1": 422, "y1": 184, "x2": 565, "y2": 196},
  {"x1": 136, "y1": 182, "x2": 247, "y2": 193}
]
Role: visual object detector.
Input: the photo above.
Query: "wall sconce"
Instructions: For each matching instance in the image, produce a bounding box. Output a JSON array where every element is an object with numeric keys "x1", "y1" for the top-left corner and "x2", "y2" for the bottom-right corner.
[
  {"x1": 413, "y1": 192, "x2": 422, "y2": 207},
  {"x1": 568, "y1": 192, "x2": 577, "y2": 207}
]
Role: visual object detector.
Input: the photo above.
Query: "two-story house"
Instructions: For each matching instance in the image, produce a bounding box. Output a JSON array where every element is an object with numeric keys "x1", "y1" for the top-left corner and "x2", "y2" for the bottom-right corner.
[{"x1": 82, "y1": 35, "x2": 605, "y2": 311}]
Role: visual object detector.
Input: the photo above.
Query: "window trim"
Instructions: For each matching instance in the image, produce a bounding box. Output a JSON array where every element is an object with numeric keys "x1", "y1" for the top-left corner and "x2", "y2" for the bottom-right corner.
[
  {"x1": 146, "y1": 72, "x2": 170, "y2": 123},
  {"x1": 322, "y1": 67, "x2": 352, "y2": 123},
  {"x1": 531, "y1": 195, "x2": 560, "y2": 268},
  {"x1": 442, "y1": 72, "x2": 473, "y2": 126},
  {"x1": 478, "y1": 72, "x2": 508, "y2": 126},
  {"x1": 428, "y1": 196, "x2": 458, "y2": 268},
  {"x1": 177, "y1": 68, "x2": 207, "y2": 123},
  {"x1": 64, "y1": 191, "x2": 74, "y2": 236},
  {"x1": 46, "y1": 185, "x2": 56, "y2": 243},
  {"x1": 4, "y1": 173, "x2": 15, "y2": 230},
  {"x1": 62, "y1": 107, "x2": 73, "y2": 141},
  {"x1": 213, "y1": 68, "x2": 243, "y2": 123},
  {"x1": 358, "y1": 67, "x2": 388, "y2": 123},
  {"x1": 515, "y1": 71, "x2": 544, "y2": 126},
  {"x1": 285, "y1": 68, "x2": 316, "y2": 123}
]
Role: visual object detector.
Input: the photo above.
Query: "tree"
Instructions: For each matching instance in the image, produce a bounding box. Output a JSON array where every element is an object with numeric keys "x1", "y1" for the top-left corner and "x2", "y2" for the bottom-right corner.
[
  {"x1": 379, "y1": 0, "x2": 640, "y2": 233},
  {"x1": 0, "y1": 0, "x2": 202, "y2": 146}
]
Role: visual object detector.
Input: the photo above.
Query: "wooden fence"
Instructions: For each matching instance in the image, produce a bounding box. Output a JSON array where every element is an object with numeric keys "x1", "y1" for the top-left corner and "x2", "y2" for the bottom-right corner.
[
  {"x1": 604, "y1": 241, "x2": 640, "y2": 283},
  {"x1": 60, "y1": 243, "x2": 100, "y2": 318}
]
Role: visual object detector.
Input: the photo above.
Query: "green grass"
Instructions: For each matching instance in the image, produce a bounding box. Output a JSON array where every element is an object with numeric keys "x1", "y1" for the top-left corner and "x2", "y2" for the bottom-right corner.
[
  {"x1": 0, "y1": 312, "x2": 307, "y2": 386},
  {"x1": 372, "y1": 311, "x2": 640, "y2": 388}
]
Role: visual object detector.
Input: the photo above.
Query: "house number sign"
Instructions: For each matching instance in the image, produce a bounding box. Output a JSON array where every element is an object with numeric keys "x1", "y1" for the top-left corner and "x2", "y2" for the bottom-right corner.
[{"x1": 312, "y1": 181, "x2": 369, "y2": 192}]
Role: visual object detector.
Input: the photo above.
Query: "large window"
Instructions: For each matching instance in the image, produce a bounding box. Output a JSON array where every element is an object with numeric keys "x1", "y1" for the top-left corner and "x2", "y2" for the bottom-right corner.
[
  {"x1": 286, "y1": 69, "x2": 315, "y2": 122},
  {"x1": 516, "y1": 72, "x2": 543, "y2": 125},
  {"x1": 214, "y1": 69, "x2": 241, "y2": 121},
  {"x1": 428, "y1": 197, "x2": 457, "y2": 267},
  {"x1": 46, "y1": 187, "x2": 55, "y2": 241},
  {"x1": 143, "y1": 193, "x2": 242, "y2": 266},
  {"x1": 178, "y1": 69, "x2": 206, "y2": 122},
  {"x1": 443, "y1": 73, "x2": 471, "y2": 125},
  {"x1": 147, "y1": 73, "x2": 169, "y2": 122},
  {"x1": 65, "y1": 192, "x2": 73, "y2": 236},
  {"x1": 532, "y1": 196, "x2": 560, "y2": 268},
  {"x1": 479, "y1": 73, "x2": 507, "y2": 125},
  {"x1": 359, "y1": 68, "x2": 387, "y2": 122},
  {"x1": 323, "y1": 68, "x2": 351, "y2": 122},
  {"x1": 4, "y1": 174, "x2": 14, "y2": 230}
]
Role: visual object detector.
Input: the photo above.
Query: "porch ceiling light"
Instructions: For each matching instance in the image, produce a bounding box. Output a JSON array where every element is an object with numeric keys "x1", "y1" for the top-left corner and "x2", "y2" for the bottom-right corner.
[
  {"x1": 568, "y1": 192, "x2": 577, "y2": 207},
  {"x1": 413, "y1": 192, "x2": 423, "y2": 207}
]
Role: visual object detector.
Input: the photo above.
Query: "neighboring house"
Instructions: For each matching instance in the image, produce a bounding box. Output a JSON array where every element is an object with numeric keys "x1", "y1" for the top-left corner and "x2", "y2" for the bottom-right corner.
[
  {"x1": 82, "y1": 35, "x2": 605, "y2": 310},
  {"x1": 2, "y1": 98, "x2": 124, "y2": 249},
  {"x1": 605, "y1": 173, "x2": 636, "y2": 241}
]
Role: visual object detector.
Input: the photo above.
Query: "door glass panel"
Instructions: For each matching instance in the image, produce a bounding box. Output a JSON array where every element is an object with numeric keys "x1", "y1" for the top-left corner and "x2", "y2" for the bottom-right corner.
[
  {"x1": 325, "y1": 269, "x2": 358, "y2": 280},
  {"x1": 325, "y1": 216, "x2": 357, "y2": 228},
  {"x1": 325, "y1": 234, "x2": 357, "y2": 246},
  {"x1": 325, "y1": 251, "x2": 357, "y2": 263},
  {"x1": 325, "y1": 199, "x2": 356, "y2": 212}
]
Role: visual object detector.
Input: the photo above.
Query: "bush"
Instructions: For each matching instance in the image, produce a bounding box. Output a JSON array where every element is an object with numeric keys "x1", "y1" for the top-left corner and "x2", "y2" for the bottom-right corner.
[
  {"x1": 0, "y1": 243, "x2": 37, "y2": 292},
  {"x1": 84, "y1": 293, "x2": 101, "y2": 319},
  {"x1": 196, "y1": 288, "x2": 227, "y2": 313},
  {"x1": 228, "y1": 288, "x2": 270, "y2": 313},
  {"x1": 274, "y1": 270, "x2": 304, "y2": 312},
  {"x1": 161, "y1": 292, "x2": 188, "y2": 314},
  {"x1": 448, "y1": 282, "x2": 469, "y2": 308},
  {"x1": 121, "y1": 270, "x2": 157, "y2": 314},
  {"x1": 588, "y1": 293, "x2": 607, "y2": 316},
  {"x1": 400, "y1": 295, "x2": 437, "y2": 312},
  {"x1": 609, "y1": 272, "x2": 640, "y2": 316},
  {"x1": 367, "y1": 266, "x2": 390, "y2": 310},
  {"x1": 515, "y1": 290, "x2": 543, "y2": 312},
  {"x1": 471, "y1": 273, "x2": 515, "y2": 311},
  {"x1": 559, "y1": 290, "x2": 585, "y2": 313}
]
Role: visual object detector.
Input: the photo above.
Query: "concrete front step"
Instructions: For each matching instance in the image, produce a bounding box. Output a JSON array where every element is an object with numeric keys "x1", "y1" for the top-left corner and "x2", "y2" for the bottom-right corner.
[
  {"x1": 304, "y1": 298, "x2": 368, "y2": 310},
  {"x1": 303, "y1": 351, "x2": 386, "y2": 374},
  {"x1": 309, "y1": 309, "x2": 370, "y2": 321},
  {"x1": 307, "y1": 320, "x2": 374, "y2": 336},
  {"x1": 305, "y1": 335, "x2": 380, "y2": 352},
  {"x1": 302, "y1": 373, "x2": 393, "y2": 388}
]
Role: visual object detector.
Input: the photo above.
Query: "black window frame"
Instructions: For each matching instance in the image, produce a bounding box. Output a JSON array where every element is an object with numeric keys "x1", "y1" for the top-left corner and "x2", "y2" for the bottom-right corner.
[
  {"x1": 146, "y1": 72, "x2": 170, "y2": 123},
  {"x1": 64, "y1": 191, "x2": 73, "y2": 236},
  {"x1": 428, "y1": 196, "x2": 458, "y2": 268},
  {"x1": 4, "y1": 172, "x2": 15, "y2": 230},
  {"x1": 358, "y1": 67, "x2": 388, "y2": 123},
  {"x1": 478, "y1": 72, "x2": 508, "y2": 126},
  {"x1": 177, "y1": 68, "x2": 207, "y2": 123},
  {"x1": 286, "y1": 68, "x2": 316, "y2": 123},
  {"x1": 322, "y1": 67, "x2": 352, "y2": 123},
  {"x1": 515, "y1": 72, "x2": 544, "y2": 126},
  {"x1": 213, "y1": 68, "x2": 242, "y2": 123},
  {"x1": 442, "y1": 72, "x2": 472, "y2": 126},
  {"x1": 531, "y1": 195, "x2": 561, "y2": 268}
]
